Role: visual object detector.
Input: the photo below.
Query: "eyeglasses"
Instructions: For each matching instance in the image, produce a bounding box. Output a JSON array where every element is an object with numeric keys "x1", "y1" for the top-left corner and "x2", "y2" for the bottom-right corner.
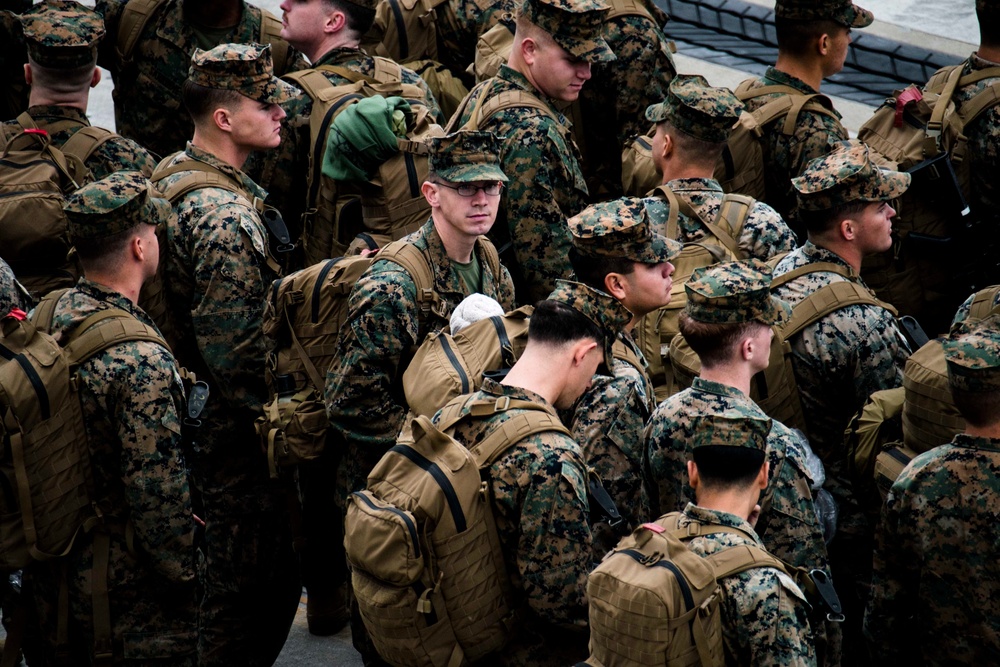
[{"x1": 434, "y1": 182, "x2": 505, "y2": 197}]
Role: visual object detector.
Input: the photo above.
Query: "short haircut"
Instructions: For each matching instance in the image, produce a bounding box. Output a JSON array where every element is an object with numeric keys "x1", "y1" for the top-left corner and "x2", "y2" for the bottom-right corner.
[
  {"x1": 74, "y1": 223, "x2": 144, "y2": 275},
  {"x1": 775, "y1": 17, "x2": 845, "y2": 58},
  {"x1": 678, "y1": 312, "x2": 766, "y2": 368},
  {"x1": 692, "y1": 445, "x2": 766, "y2": 491},
  {"x1": 181, "y1": 79, "x2": 246, "y2": 124},
  {"x1": 951, "y1": 386, "x2": 1000, "y2": 429},
  {"x1": 528, "y1": 298, "x2": 605, "y2": 351},
  {"x1": 27, "y1": 59, "x2": 95, "y2": 93},
  {"x1": 979, "y1": 3, "x2": 1000, "y2": 49},
  {"x1": 568, "y1": 246, "x2": 635, "y2": 293},
  {"x1": 798, "y1": 199, "x2": 870, "y2": 236},
  {"x1": 659, "y1": 120, "x2": 725, "y2": 166},
  {"x1": 323, "y1": 0, "x2": 376, "y2": 36}
]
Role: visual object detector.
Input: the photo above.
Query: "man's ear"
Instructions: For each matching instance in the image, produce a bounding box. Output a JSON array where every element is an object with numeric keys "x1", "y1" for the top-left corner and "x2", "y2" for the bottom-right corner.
[
  {"x1": 571, "y1": 339, "x2": 599, "y2": 367},
  {"x1": 213, "y1": 107, "x2": 234, "y2": 133},
  {"x1": 839, "y1": 216, "x2": 856, "y2": 241},
  {"x1": 757, "y1": 460, "x2": 769, "y2": 489},
  {"x1": 90, "y1": 66, "x2": 101, "y2": 89},
  {"x1": 519, "y1": 36, "x2": 538, "y2": 67},
  {"x1": 687, "y1": 459, "x2": 700, "y2": 491},
  {"x1": 603, "y1": 272, "x2": 629, "y2": 301},
  {"x1": 325, "y1": 9, "x2": 347, "y2": 35},
  {"x1": 23, "y1": 63, "x2": 31, "y2": 86},
  {"x1": 817, "y1": 31, "x2": 831, "y2": 56},
  {"x1": 421, "y1": 180, "x2": 441, "y2": 207},
  {"x1": 658, "y1": 128, "x2": 673, "y2": 161}
]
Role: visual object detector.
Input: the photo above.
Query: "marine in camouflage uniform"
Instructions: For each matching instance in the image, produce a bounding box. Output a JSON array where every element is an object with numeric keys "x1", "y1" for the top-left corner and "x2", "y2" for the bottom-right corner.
[
  {"x1": 325, "y1": 130, "x2": 515, "y2": 505},
  {"x1": 679, "y1": 412, "x2": 816, "y2": 667},
  {"x1": 736, "y1": 0, "x2": 873, "y2": 232},
  {"x1": 864, "y1": 316, "x2": 1000, "y2": 664},
  {"x1": 154, "y1": 45, "x2": 301, "y2": 667},
  {"x1": 96, "y1": 0, "x2": 306, "y2": 159},
  {"x1": 447, "y1": 0, "x2": 614, "y2": 305},
  {"x1": 246, "y1": 0, "x2": 442, "y2": 259},
  {"x1": 565, "y1": 197, "x2": 681, "y2": 555},
  {"x1": 434, "y1": 280, "x2": 630, "y2": 666},
  {"x1": 27, "y1": 172, "x2": 198, "y2": 666},
  {"x1": 773, "y1": 140, "x2": 910, "y2": 665},
  {"x1": 644, "y1": 75, "x2": 796, "y2": 262}
]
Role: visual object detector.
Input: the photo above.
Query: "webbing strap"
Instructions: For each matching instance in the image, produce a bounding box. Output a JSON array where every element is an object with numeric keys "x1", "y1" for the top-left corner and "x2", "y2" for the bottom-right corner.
[
  {"x1": 780, "y1": 280, "x2": 895, "y2": 340},
  {"x1": 152, "y1": 160, "x2": 262, "y2": 213},
  {"x1": 653, "y1": 185, "x2": 741, "y2": 260},
  {"x1": 967, "y1": 286, "x2": 1000, "y2": 321}
]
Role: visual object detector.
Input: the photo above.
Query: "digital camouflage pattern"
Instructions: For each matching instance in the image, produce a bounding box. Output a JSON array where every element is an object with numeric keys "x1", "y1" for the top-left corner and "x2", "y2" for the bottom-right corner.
[
  {"x1": 774, "y1": 0, "x2": 874, "y2": 28},
  {"x1": 647, "y1": 180, "x2": 797, "y2": 261},
  {"x1": 578, "y1": 1, "x2": 675, "y2": 195},
  {"x1": 955, "y1": 52, "x2": 1000, "y2": 224},
  {"x1": 28, "y1": 279, "x2": 197, "y2": 665},
  {"x1": 95, "y1": 0, "x2": 307, "y2": 159},
  {"x1": 737, "y1": 67, "x2": 850, "y2": 225},
  {"x1": 245, "y1": 46, "x2": 442, "y2": 252},
  {"x1": 156, "y1": 143, "x2": 299, "y2": 667},
  {"x1": 646, "y1": 74, "x2": 744, "y2": 144},
  {"x1": 325, "y1": 219, "x2": 515, "y2": 503},
  {"x1": 864, "y1": 433, "x2": 1000, "y2": 664},
  {"x1": 188, "y1": 43, "x2": 298, "y2": 105},
  {"x1": 0, "y1": 105, "x2": 155, "y2": 178},
  {"x1": 570, "y1": 332, "x2": 653, "y2": 556},
  {"x1": 434, "y1": 377, "x2": 593, "y2": 667},
  {"x1": 517, "y1": 0, "x2": 613, "y2": 63},
  {"x1": 568, "y1": 196, "x2": 681, "y2": 264},
  {"x1": 450, "y1": 65, "x2": 590, "y2": 304},
  {"x1": 792, "y1": 140, "x2": 910, "y2": 212},
  {"x1": 64, "y1": 169, "x2": 171, "y2": 240},
  {"x1": 684, "y1": 258, "x2": 792, "y2": 326},
  {"x1": 429, "y1": 129, "x2": 508, "y2": 183},
  {"x1": 20, "y1": 0, "x2": 103, "y2": 68},
  {"x1": 943, "y1": 313, "x2": 1000, "y2": 391},
  {"x1": 679, "y1": 503, "x2": 817, "y2": 667},
  {"x1": 0, "y1": 256, "x2": 29, "y2": 315}
]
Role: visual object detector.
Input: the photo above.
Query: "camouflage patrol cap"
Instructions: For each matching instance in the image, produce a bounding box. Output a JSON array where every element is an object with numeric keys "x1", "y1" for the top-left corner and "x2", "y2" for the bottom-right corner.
[
  {"x1": 644, "y1": 74, "x2": 745, "y2": 144},
  {"x1": 518, "y1": 0, "x2": 615, "y2": 63},
  {"x1": 429, "y1": 130, "x2": 509, "y2": 183},
  {"x1": 688, "y1": 409, "x2": 770, "y2": 451},
  {"x1": 944, "y1": 315, "x2": 1000, "y2": 393},
  {"x1": 64, "y1": 171, "x2": 173, "y2": 241},
  {"x1": 20, "y1": 0, "x2": 104, "y2": 69},
  {"x1": 793, "y1": 140, "x2": 910, "y2": 212},
  {"x1": 774, "y1": 0, "x2": 874, "y2": 28},
  {"x1": 568, "y1": 197, "x2": 682, "y2": 265},
  {"x1": 546, "y1": 280, "x2": 631, "y2": 369},
  {"x1": 684, "y1": 259, "x2": 792, "y2": 326},
  {"x1": 188, "y1": 43, "x2": 298, "y2": 105}
]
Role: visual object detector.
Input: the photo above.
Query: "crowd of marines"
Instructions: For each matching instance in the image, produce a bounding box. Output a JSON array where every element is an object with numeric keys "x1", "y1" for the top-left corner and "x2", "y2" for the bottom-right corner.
[{"x1": 0, "y1": 0, "x2": 998, "y2": 665}]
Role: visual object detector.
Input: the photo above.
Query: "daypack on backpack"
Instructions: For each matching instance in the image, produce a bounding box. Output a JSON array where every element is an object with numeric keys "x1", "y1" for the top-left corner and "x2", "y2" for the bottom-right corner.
[
  {"x1": 635, "y1": 186, "x2": 752, "y2": 401},
  {"x1": 403, "y1": 305, "x2": 531, "y2": 418},
  {"x1": 256, "y1": 238, "x2": 501, "y2": 477},
  {"x1": 857, "y1": 64, "x2": 1000, "y2": 336},
  {"x1": 0, "y1": 115, "x2": 114, "y2": 299},
  {"x1": 714, "y1": 82, "x2": 841, "y2": 201},
  {"x1": 670, "y1": 262, "x2": 897, "y2": 434},
  {"x1": 282, "y1": 63, "x2": 443, "y2": 266},
  {"x1": 345, "y1": 396, "x2": 572, "y2": 666},
  {"x1": 114, "y1": 0, "x2": 292, "y2": 75},
  {"x1": 0, "y1": 296, "x2": 167, "y2": 572},
  {"x1": 585, "y1": 512, "x2": 792, "y2": 667}
]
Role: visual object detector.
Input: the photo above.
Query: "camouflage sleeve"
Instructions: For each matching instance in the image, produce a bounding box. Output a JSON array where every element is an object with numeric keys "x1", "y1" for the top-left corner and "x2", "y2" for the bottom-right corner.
[
  {"x1": 509, "y1": 435, "x2": 593, "y2": 626},
  {"x1": 848, "y1": 306, "x2": 908, "y2": 407},
  {"x1": 185, "y1": 200, "x2": 271, "y2": 415},
  {"x1": 738, "y1": 202, "x2": 798, "y2": 261},
  {"x1": 720, "y1": 569, "x2": 817, "y2": 667},
  {"x1": 643, "y1": 412, "x2": 693, "y2": 517},
  {"x1": 102, "y1": 342, "x2": 195, "y2": 584},
  {"x1": 401, "y1": 68, "x2": 445, "y2": 125},
  {"x1": 88, "y1": 136, "x2": 157, "y2": 179},
  {"x1": 325, "y1": 265, "x2": 421, "y2": 471}
]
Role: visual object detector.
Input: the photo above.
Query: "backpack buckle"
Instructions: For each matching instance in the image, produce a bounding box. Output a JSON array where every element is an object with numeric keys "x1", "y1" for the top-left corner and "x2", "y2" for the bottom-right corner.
[{"x1": 493, "y1": 396, "x2": 511, "y2": 412}]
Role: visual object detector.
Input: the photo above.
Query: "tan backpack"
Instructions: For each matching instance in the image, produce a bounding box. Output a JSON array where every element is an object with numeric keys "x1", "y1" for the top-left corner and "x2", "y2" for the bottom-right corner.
[
  {"x1": 0, "y1": 115, "x2": 114, "y2": 299},
  {"x1": 585, "y1": 512, "x2": 791, "y2": 667},
  {"x1": 620, "y1": 128, "x2": 662, "y2": 198},
  {"x1": 857, "y1": 64, "x2": 1000, "y2": 336},
  {"x1": 346, "y1": 397, "x2": 571, "y2": 666},
  {"x1": 714, "y1": 82, "x2": 840, "y2": 201},
  {"x1": 405, "y1": 59, "x2": 470, "y2": 121},
  {"x1": 635, "y1": 186, "x2": 753, "y2": 401},
  {"x1": 670, "y1": 262, "x2": 896, "y2": 434},
  {"x1": 283, "y1": 64, "x2": 443, "y2": 266}
]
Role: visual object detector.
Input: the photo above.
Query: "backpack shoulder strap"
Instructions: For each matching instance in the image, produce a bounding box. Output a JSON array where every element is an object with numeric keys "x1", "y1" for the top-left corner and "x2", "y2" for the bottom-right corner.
[
  {"x1": 469, "y1": 401, "x2": 572, "y2": 468},
  {"x1": 670, "y1": 518, "x2": 789, "y2": 578},
  {"x1": 60, "y1": 126, "x2": 117, "y2": 166},
  {"x1": 374, "y1": 240, "x2": 442, "y2": 315},
  {"x1": 258, "y1": 9, "x2": 290, "y2": 74},
  {"x1": 652, "y1": 185, "x2": 741, "y2": 259},
  {"x1": 716, "y1": 193, "x2": 754, "y2": 243},
  {"x1": 769, "y1": 260, "x2": 854, "y2": 288},
  {"x1": 473, "y1": 236, "x2": 502, "y2": 281},
  {"x1": 736, "y1": 84, "x2": 838, "y2": 136},
  {"x1": 62, "y1": 309, "x2": 169, "y2": 366},
  {"x1": 472, "y1": 89, "x2": 560, "y2": 130},
  {"x1": 152, "y1": 159, "x2": 261, "y2": 212},
  {"x1": 116, "y1": 0, "x2": 168, "y2": 66},
  {"x1": 31, "y1": 289, "x2": 72, "y2": 335}
]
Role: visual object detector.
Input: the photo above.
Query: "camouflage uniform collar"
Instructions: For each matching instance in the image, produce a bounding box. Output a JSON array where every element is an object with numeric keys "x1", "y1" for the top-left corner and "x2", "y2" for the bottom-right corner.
[
  {"x1": 969, "y1": 51, "x2": 1000, "y2": 70},
  {"x1": 951, "y1": 433, "x2": 1000, "y2": 453},
  {"x1": 313, "y1": 46, "x2": 366, "y2": 68},
  {"x1": 683, "y1": 502, "x2": 762, "y2": 543},
  {"x1": 416, "y1": 219, "x2": 468, "y2": 297},
  {"x1": 801, "y1": 240, "x2": 854, "y2": 272},
  {"x1": 665, "y1": 177, "x2": 723, "y2": 194},
  {"x1": 763, "y1": 66, "x2": 821, "y2": 96},
  {"x1": 24, "y1": 104, "x2": 89, "y2": 124},
  {"x1": 497, "y1": 65, "x2": 571, "y2": 128},
  {"x1": 479, "y1": 376, "x2": 558, "y2": 414},
  {"x1": 692, "y1": 376, "x2": 747, "y2": 400},
  {"x1": 183, "y1": 141, "x2": 267, "y2": 201},
  {"x1": 74, "y1": 278, "x2": 155, "y2": 327}
]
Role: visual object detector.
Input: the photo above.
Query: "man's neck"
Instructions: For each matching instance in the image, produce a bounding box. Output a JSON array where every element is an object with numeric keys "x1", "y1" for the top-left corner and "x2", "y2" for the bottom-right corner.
[
  {"x1": 432, "y1": 217, "x2": 478, "y2": 264},
  {"x1": 659, "y1": 161, "x2": 713, "y2": 184},
  {"x1": 28, "y1": 92, "x2": 88, "y2": 113},
  {"x1": 183, "y1": 0, "x2": 243, "y2": 28},
  {"x1": 308, "y1": 36, "x2": 359, "y2": 64},
  {"x1": 190, "y1": 130, "x2": 248, "y2": 171},
  {"x1": 964, "y1": 424, "x2": 1000, "y2": 440},
  {"x1": 694, "y1": 489, "x2": 755, "y2": 523},
  {"x1": 500, "y1": 349, "x2": 563, "y2": 407},
  {"x1": 698, "y1": 363, "x2": 752, "y2": 397},
  {"x1": 84, "y1": 273, "x2": 142, "y2": 305},
  {"x1": 772, "y1": 55, "x2": 823, "y2": 92},
  {"x1": 808, "y1": 234, "x2": 861, "y2": 272}
]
